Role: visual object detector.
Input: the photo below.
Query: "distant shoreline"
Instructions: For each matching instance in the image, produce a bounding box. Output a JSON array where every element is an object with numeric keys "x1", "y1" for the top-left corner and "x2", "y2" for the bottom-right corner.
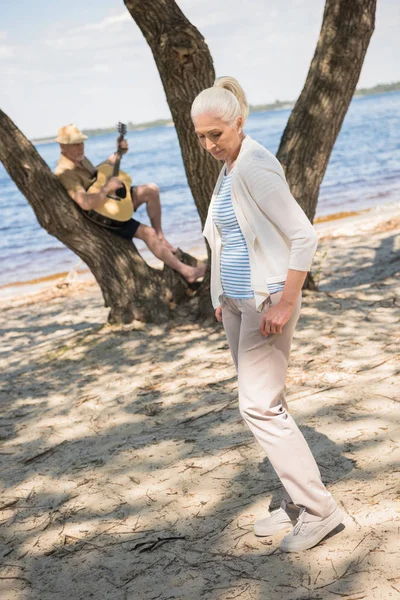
[{"x1": 32, "y1": 81, "x2": 400, "y2": 144}]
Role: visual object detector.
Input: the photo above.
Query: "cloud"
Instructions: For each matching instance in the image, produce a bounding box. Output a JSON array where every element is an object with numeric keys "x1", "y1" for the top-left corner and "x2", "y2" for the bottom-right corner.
[
  {"x1": 72, "y1": 11, "x2": 131, "y2": 33},
  {"x1": 2, "y1": 0, "x2": 399, "y2": 139},
  {"x1": 44, "y1": 10, "x2": 140, "y2": 53},
  {"x1": 92, "y1": 64, "x2": 111, "y2": 74},
  {"x1": 0, "y1": 45, "x2": 14, "y2": 59}
]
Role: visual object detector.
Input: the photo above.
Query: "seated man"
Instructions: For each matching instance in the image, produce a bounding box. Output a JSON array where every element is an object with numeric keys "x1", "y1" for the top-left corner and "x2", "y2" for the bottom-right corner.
[{"x1": 54, "y1": 124, "x2": 206, "y2": 283}]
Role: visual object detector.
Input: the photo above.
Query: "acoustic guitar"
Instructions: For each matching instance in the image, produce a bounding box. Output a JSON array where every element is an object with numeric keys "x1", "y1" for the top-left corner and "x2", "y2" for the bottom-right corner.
[{"x1": 87, "y1": 122, "x2": 134, "y2": 222}]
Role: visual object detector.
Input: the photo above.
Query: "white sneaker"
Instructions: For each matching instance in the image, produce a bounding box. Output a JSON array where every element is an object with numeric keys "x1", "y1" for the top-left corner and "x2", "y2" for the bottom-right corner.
[
  {"x1": 254, "y1": 499, "x2": 299, "y2": 537},
  {"x1": 280, "y1": 505, "x2": 343, "y2": 552}
]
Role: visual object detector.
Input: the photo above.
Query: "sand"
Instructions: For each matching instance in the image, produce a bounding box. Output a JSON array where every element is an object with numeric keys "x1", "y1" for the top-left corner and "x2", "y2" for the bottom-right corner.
[{"x1": 0, "y1": 203, "x2": 399, "y2": 600}]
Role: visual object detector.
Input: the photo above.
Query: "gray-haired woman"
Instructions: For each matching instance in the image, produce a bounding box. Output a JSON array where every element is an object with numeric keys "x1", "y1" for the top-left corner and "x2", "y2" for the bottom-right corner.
[{"x1": 191, "y1": 76, "x2": 342, "y2": 552}]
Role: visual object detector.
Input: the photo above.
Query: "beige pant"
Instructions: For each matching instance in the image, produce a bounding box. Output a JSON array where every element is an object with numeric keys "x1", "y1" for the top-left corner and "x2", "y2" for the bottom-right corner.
[{"x1": 221, "y1": 291, "x2": 337, "y2": 519}]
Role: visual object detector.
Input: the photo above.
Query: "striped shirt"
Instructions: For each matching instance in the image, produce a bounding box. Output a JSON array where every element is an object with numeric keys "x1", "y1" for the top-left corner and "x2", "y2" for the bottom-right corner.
[{"x1": 213, "y1": 169, "x2": 285, "y2": 299}]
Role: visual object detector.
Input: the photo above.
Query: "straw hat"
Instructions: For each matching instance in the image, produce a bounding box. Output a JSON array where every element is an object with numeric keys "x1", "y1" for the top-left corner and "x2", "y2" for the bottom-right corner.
[{"x1": 55, "y1": 124, "x2": 88, "y2": 144}]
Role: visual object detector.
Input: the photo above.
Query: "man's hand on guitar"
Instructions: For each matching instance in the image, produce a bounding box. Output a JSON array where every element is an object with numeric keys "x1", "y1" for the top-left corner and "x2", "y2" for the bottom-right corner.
[
  {"x1": 104, "y1": 177, "x2": 124, "y2": 195},
  {"x1": 118, "y1": 139, "x2": 128, "y2": 155}
]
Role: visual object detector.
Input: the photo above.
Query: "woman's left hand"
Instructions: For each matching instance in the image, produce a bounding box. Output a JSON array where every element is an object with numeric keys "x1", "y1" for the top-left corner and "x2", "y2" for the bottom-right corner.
[{"x1": 260, "y1": 300, "x2": 294, "y2": 337}]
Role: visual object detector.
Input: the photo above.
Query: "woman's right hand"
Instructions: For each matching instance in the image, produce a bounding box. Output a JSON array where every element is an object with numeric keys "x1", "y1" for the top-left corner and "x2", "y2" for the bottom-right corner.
[{"x1": 215, "y1": 306, "x2": 223, "y2": 322}]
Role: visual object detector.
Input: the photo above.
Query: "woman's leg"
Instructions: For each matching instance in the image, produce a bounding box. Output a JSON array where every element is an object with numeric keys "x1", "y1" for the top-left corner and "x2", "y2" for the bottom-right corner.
[
  {"x1": 236, "y1": 293, "x2": 337, "y2": 519},
  {"x1": 221, "y1": 296, "x2": 242, "y2": 370}
]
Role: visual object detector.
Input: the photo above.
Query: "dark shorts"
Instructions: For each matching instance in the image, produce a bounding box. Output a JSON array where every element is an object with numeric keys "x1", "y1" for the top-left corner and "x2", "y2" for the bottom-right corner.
[
  {"x1": 109, "y1": 186, "x2": 141, "y2": 239},
  {"x1": 83, "y1": 184, "x2": 141, "y2": 240},
  {"x1": 111, "y1": 218, "x2": 141, "y2": 240}
]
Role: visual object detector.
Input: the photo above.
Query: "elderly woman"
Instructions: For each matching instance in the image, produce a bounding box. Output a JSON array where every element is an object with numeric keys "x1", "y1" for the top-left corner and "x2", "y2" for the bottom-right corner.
[{"x1": 191, "y1": 77, "x2": 342, "y2": 552}]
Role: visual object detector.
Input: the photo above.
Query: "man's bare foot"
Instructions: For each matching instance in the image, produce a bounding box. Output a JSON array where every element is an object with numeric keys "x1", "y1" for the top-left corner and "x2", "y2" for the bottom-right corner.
[
  {"x1": 181, "y1": 262, "x2": 207, "y2": 284},
  {"x1": 157, "y1": 233, "x2": 177, "y2": 254}
]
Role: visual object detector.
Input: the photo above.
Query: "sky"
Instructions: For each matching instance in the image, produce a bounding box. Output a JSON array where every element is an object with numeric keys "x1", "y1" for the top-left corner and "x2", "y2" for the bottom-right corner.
[{"x1": 1, "y1": 0, "x2": 399, "y2": 139}]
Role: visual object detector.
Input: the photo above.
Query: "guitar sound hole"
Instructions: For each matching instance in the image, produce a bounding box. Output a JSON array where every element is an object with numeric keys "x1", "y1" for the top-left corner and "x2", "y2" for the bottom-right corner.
[{"x1": 116, "y1": 185, "x2": 127, "y2": 199}]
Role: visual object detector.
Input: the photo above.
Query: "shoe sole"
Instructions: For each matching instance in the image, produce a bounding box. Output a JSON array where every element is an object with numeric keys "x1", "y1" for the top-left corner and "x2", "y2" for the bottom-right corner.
[
  {"x1": 254, "y1": 520, "x2": 296, "y2": 537},
  {"x1": 279, "y1": 507, "x2": 343, "y2": 552}
]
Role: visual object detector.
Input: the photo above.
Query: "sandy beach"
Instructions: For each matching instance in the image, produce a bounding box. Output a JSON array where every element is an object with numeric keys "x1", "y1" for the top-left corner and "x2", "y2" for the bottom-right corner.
[{"x1": 0, "y1": 204, "x2": 399, "y2": 600}]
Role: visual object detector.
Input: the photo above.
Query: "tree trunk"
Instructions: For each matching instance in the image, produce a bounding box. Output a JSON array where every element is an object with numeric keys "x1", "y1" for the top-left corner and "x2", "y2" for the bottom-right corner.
[
  {"x1": 126, "y1": 0, "x2": 376, "y2": 297},
  {"x1": 0, "y1": 109, "x2": 189, "y2": 324},
  {"x1": 124, "y1": 0, "x2": 220, "y2": 227},
  {"x1": 277, "y1": 0, "x2": 376, "y2": 224}
]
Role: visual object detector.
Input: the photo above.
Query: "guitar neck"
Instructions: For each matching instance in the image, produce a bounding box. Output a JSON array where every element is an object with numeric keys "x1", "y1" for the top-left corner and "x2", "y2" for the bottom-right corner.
[
  {"x1": 113, "y1": 131, "x2": 126, "y2": 176},
  {"x1": 112, "y1": 153, "x2": 122, "y2": 177},
  {"x1": 112, "y1": 124, "x2": 127, "y2": 177}
]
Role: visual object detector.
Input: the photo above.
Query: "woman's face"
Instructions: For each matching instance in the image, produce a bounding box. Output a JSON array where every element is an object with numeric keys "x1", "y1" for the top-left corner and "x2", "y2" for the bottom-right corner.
[{"x1": 193, "y1": 113, "x2": 243, "y2": 163}]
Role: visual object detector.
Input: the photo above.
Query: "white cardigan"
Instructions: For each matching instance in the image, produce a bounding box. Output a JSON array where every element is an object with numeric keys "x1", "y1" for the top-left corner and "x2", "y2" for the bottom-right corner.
[{"x1": 203, "y1": 135, "x2": 318, "y2": 310}]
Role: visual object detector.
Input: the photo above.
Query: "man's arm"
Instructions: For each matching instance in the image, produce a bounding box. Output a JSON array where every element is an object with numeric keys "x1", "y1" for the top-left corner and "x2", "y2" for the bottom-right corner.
[
  {"x1": 98, "y1": 154, "x2": 117, "y2": 168},
  {"x1": 70, "y1": 177, "x2": 124, "y2": 211},
  {"x1": 98, "y1": 139, "x2": 129, "y2": 168}
]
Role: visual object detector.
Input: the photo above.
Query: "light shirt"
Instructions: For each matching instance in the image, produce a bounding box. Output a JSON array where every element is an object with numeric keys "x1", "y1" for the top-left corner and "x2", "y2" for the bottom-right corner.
[
  {"x1": 203, "y1": 135, "x2": 318, "y2": 310},
  {"x1": 212, "y1": 168, "x2": 285, "y2": 299},
  {"x1": 55, "y1": 154, "x2": 96, "y2": 198}
]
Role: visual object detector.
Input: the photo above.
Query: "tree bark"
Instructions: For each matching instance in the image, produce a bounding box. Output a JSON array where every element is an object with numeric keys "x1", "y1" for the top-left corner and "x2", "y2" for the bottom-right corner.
[
  {"x1": 0, "y1": 109, "x2": 189, "y2": 324},
  {"x1": 124, "y1": 0, "x2": 220, "y2": 227},
  {"x1": 277, "y1": 0, "x2": 377, "y2": 224}
]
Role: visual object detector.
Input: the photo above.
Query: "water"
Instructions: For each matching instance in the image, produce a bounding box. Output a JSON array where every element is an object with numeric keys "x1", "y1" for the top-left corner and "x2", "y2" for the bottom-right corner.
[{"x1": 0, "y1": 91, "x2": 399, "y2": 288}]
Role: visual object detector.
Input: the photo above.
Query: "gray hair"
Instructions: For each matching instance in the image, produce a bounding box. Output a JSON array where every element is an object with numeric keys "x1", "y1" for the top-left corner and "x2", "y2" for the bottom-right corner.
[{"x1": 191, "y1": 76, "x2": 249, "y2": 125}]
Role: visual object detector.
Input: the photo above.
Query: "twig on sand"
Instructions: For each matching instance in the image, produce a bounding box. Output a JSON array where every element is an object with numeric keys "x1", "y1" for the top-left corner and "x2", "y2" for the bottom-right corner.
[
  {"x1": 177, "y1": 399, "x2": 236, "y2": 425},
  {"x1": 22, "y1": 442, "x2": 64, "y2": 465},
  {"x1": 356, "y1": 357, "x2": 392, "y2": 372},
  {"x1": 390, "y1": 584, "x2": 400, "y2": 595},
  {"x1": 45, "y1": 522, "x2": 123, "y2": 556},
  {"x1": 222, "y1": 561, "x2": 272, "y2": 582},
  {"x1": 330, "y1": 559, "x2": 339, "y2": 578},
  {"x1": 205, "y1": 516, "x2": 237, "y2": 540},
  {"x1": 122, "y1": 558, "x2": 163, "y2": 587},
  {"x1": 25, "y1": 488, "x2": 35, "y2": 502},
  {"x1": 217, "y1": 584, "x2": 250, "y2": 599},
  {"x1": 0, "y1": 576, "x2": 31, "y2": 585},
  {"x1": 42, "y1": 494, "x2": 79, "y2": 531},
  {"x1": 325, "y1": 592, "x2": 366, "y2": 598},
  {"x1": 0, "y1": 499, "x2": 19, "y2": 510},
  {"x1": 63, "y1": 534, "x2": 101, "y2": 549},
  {"x1": 132, "y1": 535, "x2": 185, "y2": 553},
  {"x1": 290, "y1": 385, "x2": 346, "y2": 403},
  {"x1": 370, "y1": 483, "x2": 399, "y2": 498},
  {"x1": 315, "y1": 558, "x2": 369, "y2": 592},
  {"x1": 145, "y1": 490, "x2": 157, "y2": 503},
  {"x1": 374, "y1": 393, "x2": 399, "y2": 403},
  {"x1": 179, "y1": 462, "x2": 203, "y2": 473},
  {"x1": 97, "y1": 534, "x2": 157, "y2": 548},
  {"x1": 351, "y1": 531, "x2": 371, "y2": 552},
  {"x1": 219, "y1": 441, "x2": 252, "y2": 455},
  {"x1": 314, "y1": 570, "x2": 322, "y2": 586},
  {"x1": 200, "y1": 458, "x2": 246, "y2": 477}
]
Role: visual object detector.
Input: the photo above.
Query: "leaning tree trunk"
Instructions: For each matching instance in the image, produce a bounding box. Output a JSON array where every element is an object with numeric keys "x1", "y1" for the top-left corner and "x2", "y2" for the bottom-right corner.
[
  {"x1": 124, "y1": 0, "x2": 220, "y2": 227},
  {"x1": 277, "y1": 0, "x2": 376, "y2": 222},
  {"x1": 276, "y1": 0, "x2": 376, "y2": 289},
  {"x1": 0, "y1": 110, "x2": 191, "y2": 324}
]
